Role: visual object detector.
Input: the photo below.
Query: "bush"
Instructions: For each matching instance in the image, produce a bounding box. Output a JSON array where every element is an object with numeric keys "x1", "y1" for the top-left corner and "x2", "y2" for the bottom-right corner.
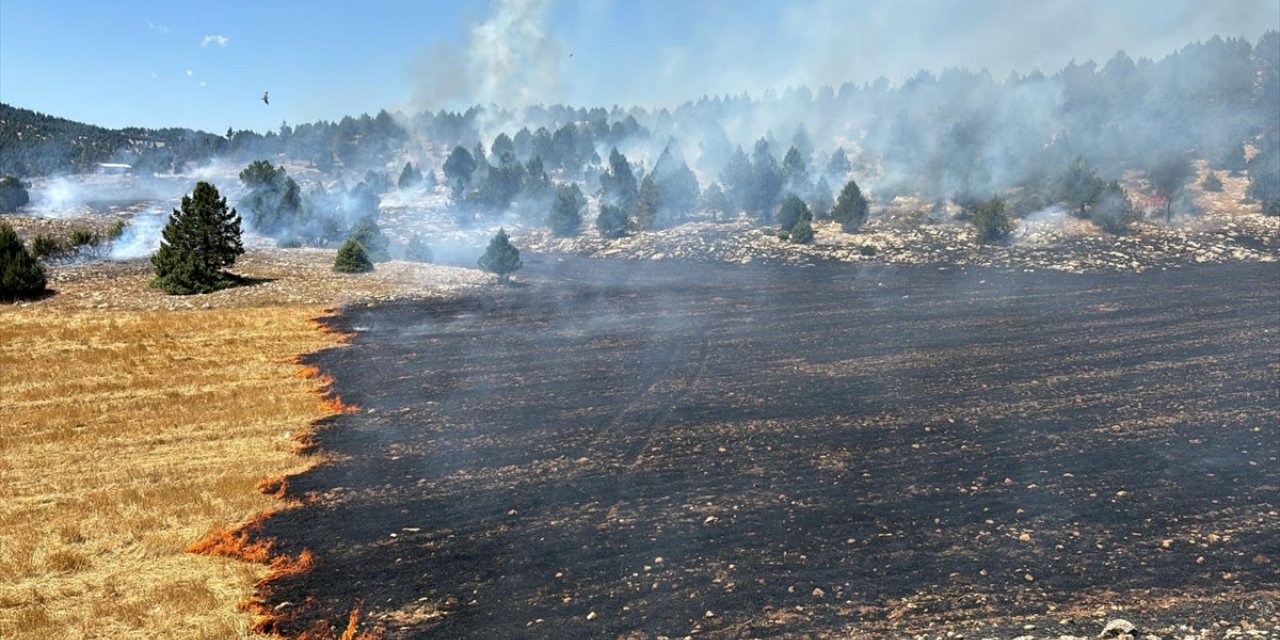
[
  {"x1": 30, "y1": 234, "x2": 64, "y2": 260},
  {"x1": 789, "y1": 219, "x2": 814, "y2": 244},
  {"x1": 478, "y1": 228, "x2": 521, "y2": 283},
  {"x1": 595, "y1": 203, "x2": 631, "y2": 239},
  {"x1": 333, "y1": 239, "x2": 374, "y2": 273},
  {"x1": 776, "y1": 194, "x2": 812, "y2": 231},
  {"x1": 1092, "y1": 181, "x2": 1141, "y2": 234},
  {"x1": 1200, "y1": 173, "x2": 1224, "y2": 192},
  {"x1": 832, "y1": 179, "x2": 869, "y2": 232},
  {"x1": 69, "y1": 228, "x2": 96, "y2": 247},
  {"x1": 858, "y1": 244, "x2": 877, "y2": 256},
  {"x1": 347, "y1": 217, "x2": 390, "y2": 262},
  {"x1": 0, "y1": 176, "x2": 30, "y2": 213},
  {"x1": 972, "y1": 195, "x2": 1012, "y2": 243},
  {"x1": 775, "y1": 229, "x2": 790, "y2": 241},
  {"x1": 404, "y1": 234, "x2": 434, "y2": 263},
  {"x1": 151, "y1": 182, "x2": 244, "y2": 295},
  {"x1": 1, "y1": 223, "x2": 47, "y2": 300},
  {"x1": 546, "y1": 184, "x2": 585, "y2": 237}
]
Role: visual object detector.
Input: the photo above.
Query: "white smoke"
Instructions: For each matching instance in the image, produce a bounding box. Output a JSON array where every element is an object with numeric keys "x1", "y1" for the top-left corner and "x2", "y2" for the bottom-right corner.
[
  {"x1": 109, "y1": 212, "x2": 167, "y2": 259},
  {"x1": 408, "y1": 0, "x2": 565, "y2": 120}
]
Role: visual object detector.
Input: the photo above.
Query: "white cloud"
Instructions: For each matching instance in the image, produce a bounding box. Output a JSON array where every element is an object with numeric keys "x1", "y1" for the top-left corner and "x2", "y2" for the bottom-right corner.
[
  {"x1": 199, "y1": 81, "x2": 207, "y2": 87},
  {"x1": 147, "y1": 21, "x2": 169, "y2": 34},
  {"x1": 201, "y1": 35, "x2": 229, "y2": 47},
  {"x1": 185, "y1": 69, "x2": 193, "y2": 77}
]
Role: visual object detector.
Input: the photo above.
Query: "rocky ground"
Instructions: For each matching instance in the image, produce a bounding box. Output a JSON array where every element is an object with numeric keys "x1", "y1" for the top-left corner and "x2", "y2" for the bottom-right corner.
[{"x1": 517, "y1": 203, "x2": 1277, "y2": 276}]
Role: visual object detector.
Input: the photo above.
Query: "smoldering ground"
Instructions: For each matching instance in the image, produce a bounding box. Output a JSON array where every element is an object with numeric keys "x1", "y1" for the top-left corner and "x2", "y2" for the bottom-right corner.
[{"x1": 250, "y1": 257, "x2": 1278, "y2": 638}]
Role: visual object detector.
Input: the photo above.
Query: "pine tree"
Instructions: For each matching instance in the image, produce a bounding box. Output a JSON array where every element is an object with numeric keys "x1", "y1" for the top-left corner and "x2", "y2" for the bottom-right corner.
[
  {"x1": 832, "y1": 178, "x2": 870, "y2": 232},
  {"x1": 151, "y1": 182, "x2": 244, "y2": 294},
  {"x1": 478, "y1": 228, "x2": 522, "y2": 283},
  {"x1": 347, "y1": 216, "x2": 390, "y2": 262},
  {"x1": 546, "y1": 184, "x2": 585, "y2": 237},
  {"x1": 972, "y1": 195, "x2": 1012, "y2": 243},
  {"x1": 776, "y1": 194, "x2": 812, "y2": 231},
  {"x1": 333, "y1": 239, "x2": 374, "y2": 272},
  {"x1": 790, "y1": 218, "x2": 815, "y2": 244},
  {"x1": 1, "y1": 222, "x2": 47, "y2": 300},
  {"x1": 596, "y1": 203, "x2": 631, "y2": 238}
]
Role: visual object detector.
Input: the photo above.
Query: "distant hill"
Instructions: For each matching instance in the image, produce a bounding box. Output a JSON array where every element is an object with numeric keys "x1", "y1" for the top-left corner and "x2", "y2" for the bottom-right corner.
[{"x1": 0, "y1": 103, "x2": 226, "y2": 176}]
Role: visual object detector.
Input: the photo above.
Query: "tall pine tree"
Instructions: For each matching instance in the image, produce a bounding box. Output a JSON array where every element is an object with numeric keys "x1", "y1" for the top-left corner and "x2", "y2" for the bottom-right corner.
[{"x1": 151, "y1": 182, "x2": 244, "y2": 294}]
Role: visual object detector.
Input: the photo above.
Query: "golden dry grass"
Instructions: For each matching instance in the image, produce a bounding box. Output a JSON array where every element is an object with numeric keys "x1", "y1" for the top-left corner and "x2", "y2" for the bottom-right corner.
[{"x1": 0, "y1": 305, "x2": 342, "y2": 639}]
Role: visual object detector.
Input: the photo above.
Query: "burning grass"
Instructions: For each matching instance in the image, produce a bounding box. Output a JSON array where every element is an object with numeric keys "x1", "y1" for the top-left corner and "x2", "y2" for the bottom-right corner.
[{"x1": 0, "y1": 304, "x2": 346, "y2": 639}]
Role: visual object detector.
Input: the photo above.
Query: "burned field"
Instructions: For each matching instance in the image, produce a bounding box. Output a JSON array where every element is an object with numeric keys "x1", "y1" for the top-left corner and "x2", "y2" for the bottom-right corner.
[{"x1": 261, "y1": 258, "x2": 1279, "y2": 638}]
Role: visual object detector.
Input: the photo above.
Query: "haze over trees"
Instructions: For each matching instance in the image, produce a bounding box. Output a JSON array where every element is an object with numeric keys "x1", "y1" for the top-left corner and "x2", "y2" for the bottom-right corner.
[{"x1": 0, "y1": 31, "x2": 1276, "y2": 239}]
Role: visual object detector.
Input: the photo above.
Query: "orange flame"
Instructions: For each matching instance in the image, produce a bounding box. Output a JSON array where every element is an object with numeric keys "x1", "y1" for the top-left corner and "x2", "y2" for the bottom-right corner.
[{"x1": 191, "y1": 309, "x2": 378, "y2": 639}]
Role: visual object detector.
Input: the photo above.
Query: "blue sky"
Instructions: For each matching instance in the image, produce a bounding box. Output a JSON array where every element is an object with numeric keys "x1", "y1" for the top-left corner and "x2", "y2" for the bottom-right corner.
[{"x1": 2, "y1": 0, "x2": 1277, "y2": 134}]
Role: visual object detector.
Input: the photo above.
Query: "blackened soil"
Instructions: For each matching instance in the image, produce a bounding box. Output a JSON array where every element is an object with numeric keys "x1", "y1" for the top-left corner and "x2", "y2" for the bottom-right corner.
[{"x1": 261, "y1": 258, "x2": 1280, "y2": 638}]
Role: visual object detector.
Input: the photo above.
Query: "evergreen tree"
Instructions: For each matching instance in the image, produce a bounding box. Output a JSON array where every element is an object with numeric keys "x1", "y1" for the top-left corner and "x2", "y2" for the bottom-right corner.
[
  {"x1": 782, "y1": 146, "x2": 808, "y2": 192},
  {"x1": 238, "y1": 160, "x2": 301, "y2": 234},
  {"x1": 972, "y1": 195, "x2": 1012, "y2": 242},
  {"x1": 1147, "y1": 153, "x2": 1194, "y2": 221},
  {"x1": 1092, "y1": 180, "x2": 1141, "y2": 234},
  {"x1": 1246, "y1": 140, "x2": 1280, "y2": 216},
  {"x1": 0, "y1": 222, "x2": 47, "y2": 300},
  {"x1": 478, "y1": 228, "x2": 521, "y2": 283},
  {"x1": 633, "y1": 174, "x2": 661, "y2": 231},
  {"x1": 333, "y1": 239, "x2": 374, "y2": 273},
  {"x1": 776, "y1": 194, "x2": 812, "y2": 231},
  {"x1": 0, "y1": 176, "x2": 30, "y2": 212},
  {"x1": 790, "y1": 218, "x2": 815, "y2": 244},
  {"x1": 700, "y1": 183, "x2": 733, "y2": 223},
  {"x1": 398, "y1": 161, "x2": 423, "y2": 189},
  {"x1": 546, "y1": 183, "x2": 585, "y2": 237},
  {"x1": 443, "y1": 145, "x2": 478, "y2": 198},
  {"x1": 750, "y1": 139, "x2": 785, "y2": 224},
  {"x1": 719, "y1": 146, "x2": 754, "y2": 214},
  {"x1": 347, "y1": 216, "x2": 390, "y2": 262},
  {"x1": 824, "y1": 148, "x2": 852, "y2": 182},
  {"x1": 599, "y1": 148, "x2": 639, "y2": 209},
  {"x1": 403, "y1": 234, "x2": 434, "y2": 263},
  {"x1": 151, "y1": 182, "x2": 244, "y2": 294},
  {"x1": 596, "y1": 203, "x2": 631, "y2": 238},
  {"x1": 1056, "y1": 156, "x2": 1104, "y2": 218},
  {"x1": 832, "y1": 178, "x2": 870, "y2": 232},
  {"x1": 810, "y1": 176, "x2": 835, "y2": 220}
]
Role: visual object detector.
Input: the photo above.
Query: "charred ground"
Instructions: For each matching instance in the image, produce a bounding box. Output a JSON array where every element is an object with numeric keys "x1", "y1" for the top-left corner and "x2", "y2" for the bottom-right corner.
[{"x1": 261, "y1": 257, "x2": 1279, "y2": 638}]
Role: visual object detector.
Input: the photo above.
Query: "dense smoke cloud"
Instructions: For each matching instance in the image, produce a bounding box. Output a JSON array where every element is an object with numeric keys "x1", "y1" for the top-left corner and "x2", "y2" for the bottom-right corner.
[{"x1": 409, "y1": 0, "x2": 565, "y2": 114}]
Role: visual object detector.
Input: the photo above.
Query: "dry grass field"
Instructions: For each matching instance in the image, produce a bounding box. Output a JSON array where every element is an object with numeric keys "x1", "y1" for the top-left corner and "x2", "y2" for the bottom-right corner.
[{"x1": 0, "y1": 305, "x2": 341, "y2": 639}]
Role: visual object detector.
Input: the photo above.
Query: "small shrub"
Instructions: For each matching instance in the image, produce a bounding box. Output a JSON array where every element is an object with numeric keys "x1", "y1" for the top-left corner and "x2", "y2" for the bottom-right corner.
[
  {"x1": 333, "y1": 239, "x2": 374, "y2": 273},
  {"x1": 859, "y1": 245, "x2": 877, "y2": 257},
  {"x1": 347, "y1": 217, "x2": 389, "y2": 262},
  {"x1": 30, "y1": 234, "x2": 64, "y2": 260},
  {"x1": 106, "y1": 220, "x2": 127, "y2": 241},
  {"x1": 69, "y1": 228, "x2": 96, "y2": 247},
  {"x1": 1200, "y1": 173, "x2": 1223, "y2": 193},
  {"x1": 1, "y1": 223, "x2": 48, "y2": 300},
  {"x1": 972, "y1": 195, "x2": 1012, "y2": 243},
  {"x1": 775, "y1": 229, "x2": 790, "y2": 241},
  {"x1": 790, "y1": 219, "x2": 814, "y2": 244},
  {"x1": 404, "y1": 234, "x2": 434, "y2": 263}
]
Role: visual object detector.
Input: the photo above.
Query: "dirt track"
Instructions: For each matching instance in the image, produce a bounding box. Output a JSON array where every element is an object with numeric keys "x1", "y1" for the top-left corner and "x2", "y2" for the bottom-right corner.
[{"x1": 259, "y1": 257, "x2": 1279, "y2": 638}]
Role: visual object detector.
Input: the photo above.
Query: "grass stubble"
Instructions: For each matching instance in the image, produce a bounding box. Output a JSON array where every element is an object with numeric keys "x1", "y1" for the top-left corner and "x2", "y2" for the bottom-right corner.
[{"x1": 0, "y1": 304, "x2": 345, "y2": 639}]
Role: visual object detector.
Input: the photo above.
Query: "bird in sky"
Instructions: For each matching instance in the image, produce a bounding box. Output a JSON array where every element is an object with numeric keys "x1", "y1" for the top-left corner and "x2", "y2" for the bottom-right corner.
[{"x1": 262, "y1": 91, "x2": 269, "y2": 105}]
